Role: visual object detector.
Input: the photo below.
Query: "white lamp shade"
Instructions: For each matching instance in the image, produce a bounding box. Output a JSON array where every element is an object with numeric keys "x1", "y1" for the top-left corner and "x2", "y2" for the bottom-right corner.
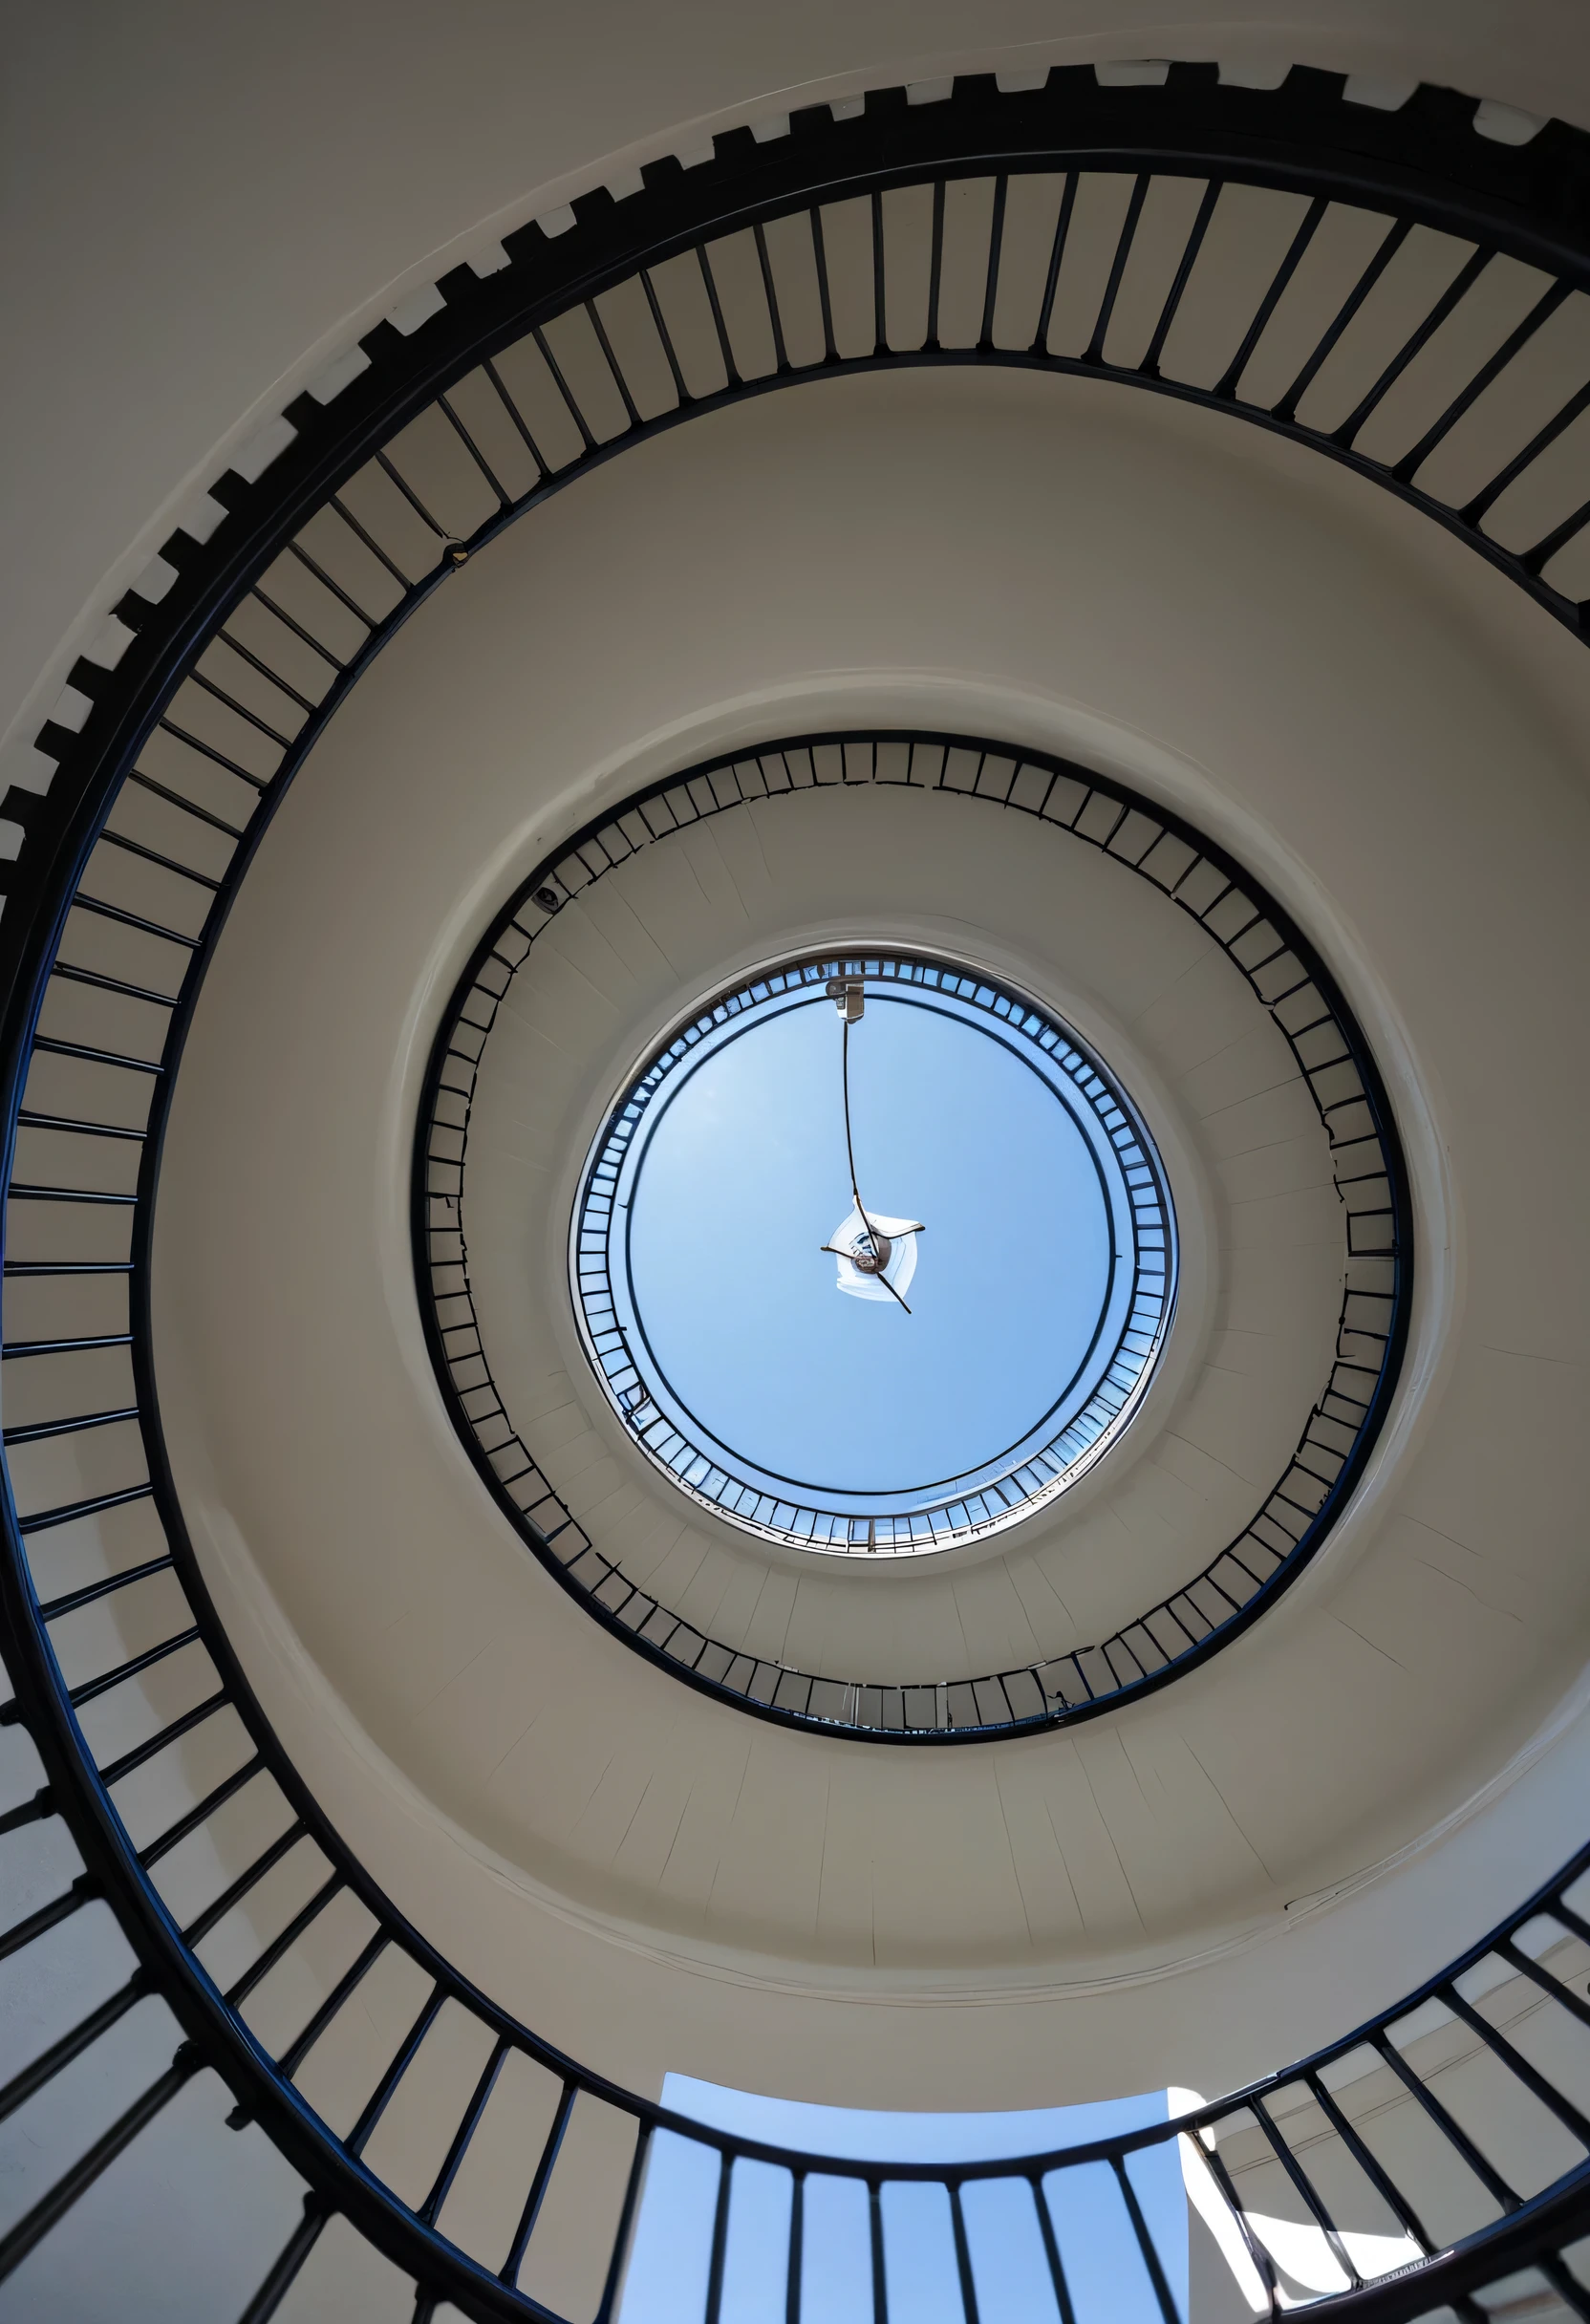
[{"x1": 827, "y1": 1206, "x2": 922, "y2": 1303}]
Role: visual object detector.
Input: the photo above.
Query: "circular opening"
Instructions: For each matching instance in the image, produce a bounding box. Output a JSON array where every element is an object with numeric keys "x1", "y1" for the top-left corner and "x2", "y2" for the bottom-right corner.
[{"x1": 571, "y1": 952, "x2": 1177, "y2": 1554}]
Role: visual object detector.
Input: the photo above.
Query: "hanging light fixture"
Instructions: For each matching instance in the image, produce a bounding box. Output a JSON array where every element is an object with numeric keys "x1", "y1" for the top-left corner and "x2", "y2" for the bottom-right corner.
[{"x1": 818, "y1": 973, "x2": 923, "y2": 1311}]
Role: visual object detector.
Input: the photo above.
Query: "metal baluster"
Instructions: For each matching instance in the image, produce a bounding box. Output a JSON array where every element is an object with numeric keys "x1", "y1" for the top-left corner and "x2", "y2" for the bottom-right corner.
[
  {"x1": 594, "y1": 2118, "x2": 653, "y2": 2324},
  {"x1": 1521, "y1": 487, "x2": 1590, "y2": 578},
  {"x1": 784, "y1": 2167, "x2": 806, "y2": 2324},
  {"x1": 0, "y1": 1784, "x2": 53, "y2": 1835},
  {"x1": 1187, "y1": 2121, "x2": 1282, "y2": 2319},
  {"x1": 498, "y1": 2077, "x2": 576, "y2": 2285},
  {"x1": 752, "y1": 224, "x2": 791, "y2": 375},
  {"x1": 55, "y1": 901, "x2": 196, "y2": 958},
  {"x1": 34, "y1": 1545, "x2": 165, "y2": 1609},
  {"x1": 925, "y1": 181, "x2": 946, "y2": 350},
  {"x1": 870, "y1": 189, "x2": 888, "y2": 355},
  {"x1": 948, "y1": 2181, "x2": 981, "y2": 2324},
  {"x1": 1439, "y1": 1980, "x2": 1590, "y2": 2148},
  {"x1": 274, "y1": 1929, "x2": 388, "y2": 2077},
  {"x1": 1302, "y1": 2069, "x2": 1434, "y2": 2256},
  {"x1": 283, "y1": 536, "x2": 381, "y2": 630},
  {"x1": 247, "y1": 583, "x2": 348, "y2": 672},
  {"x1": 3, "y1": 1193, "x2": 138, "y2": 1218},
  {"x1": 1547, "y1": 1896, "x2": 1590, "y2": 1950},
  {"x1": 11, "y1": 1106, "x2": 143, "y2": 1147},
  {"x1": 1247, "y1": 2093, "x2": 1362, "y2": 2290},
  {"x1": 1271, "y1": 216, "x2": 1410, "y2": 423},
  {"x1": 124, "y1": 766, "x2": 246, "y2": 838},
  {"x1": 0, "y1": 1969, "x2": 145, "y2": 2123},
  {"x1": 1028, "y1": 2174, "x2": 1078, "y2": 2324},
  {"x1": 419, "y1": 2033, "x2": 509, "y2": 2223},
  {"x1": 68, "y1": 1625, "x2": 203, "y2": 1710},
  {"x1": 138, "y1": 1752, "x2": 265, "y2": 1867},
  {"x1": 344, "y1": 1984, "x2": 445, "y2": 2156},
  {"x1": 1457, "y1": 377, "x2": 1590, "y2": 527},
  {"x1": 237, "y1": 2194, "x2": 330, "y2": 2324},
  {"x1": 98, "y1": 1689, "x2": 230, "y2": 1786},
  {"x1": 704, "y1": 2148, "x2": 734, "y2": 2324},
  {"x1": 583, "y1": 302, "x2": 644, "y2": 431},
  {"x1": 1370, "y1": 2031, "x2": 1521, "y2": 2212},
  {"x1": 0, "y1": 2041, "x2": 202, "y2": 2283},
  {"x1": 437, "y1": 389, "x2": 514, "y2": 503},
  {"x1": 477, "y1": 354, "x2": 552, "y2": 484},
  {"x1": 694, "y1": 246, "x2": 742, "y2": 389},
  {"x1": 1392, "y1": 279, "x2": 1570, "y2": 481},
  {"x1": 869, "y1": 2177, "x2": 890, "y2": 2324},
  {"x1": 1139, "y1": 179, "x2": 1220, "y2": 377},
  {"x1": 212, "y1": 627, "x2": 319, "y2": 715},
  {"x1": 1031, "y1": 171, "x2": 1078, "y2": 357},
  {"x1": 1496, "y1": 1933, "x2": 1590, "y2": 2034},
  {"x1": 977, "y1": 174, "x2": 1007, "y2": 352},
  {"x1": 373, "y1": 449, "x2": 453, "y2": 540},
  {"x1": 1083, "y1": 172, "x2": 1150, "y2": 365},
  {"x1": 637, "y1": 271, "x2": 694, "y2": 407},
  {"x1": 1541, "y1": 2254, "x2": 1590, "y2": 2323},
  {"x1": 1213, "y1": 194, "x2": 1329, "y2": 401},
  {"x1": 1332, "y1": 247, "x2": 1493, "y2": 449},
  {"x1": 807, "y1": 205, "x2": 837, "y2": 364},
  {"x1": 1112, "y1": 2150, "x2": 1184, "y2": 2323},
  {"x1": 224, "y1": 1870, "x2": 344, "y2": 2010},
  {"x1": 186, "y1": 668, "x2": 294, "y2": 750},
  {"x1": 153, "y1": 715, "x2": 269, "y2": 790},
  {"x1": 328, "y1": 492, "x2": 413, "y2": 590}
]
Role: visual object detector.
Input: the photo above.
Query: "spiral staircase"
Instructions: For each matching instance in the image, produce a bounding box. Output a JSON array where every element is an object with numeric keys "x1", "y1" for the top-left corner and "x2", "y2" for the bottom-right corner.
[{"x1": 7, "y1": 21, "x2": 1590, "y2": 2322}]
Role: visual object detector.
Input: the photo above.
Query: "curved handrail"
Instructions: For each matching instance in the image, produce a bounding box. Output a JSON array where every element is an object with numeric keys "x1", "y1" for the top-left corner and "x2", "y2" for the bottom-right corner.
[
  {"x1": 414, "y1": 731, "x2": 1410, "y2": 1742},
  {"x1": 3, "y1": 61, "x2": 1590, "y2": 2323}
]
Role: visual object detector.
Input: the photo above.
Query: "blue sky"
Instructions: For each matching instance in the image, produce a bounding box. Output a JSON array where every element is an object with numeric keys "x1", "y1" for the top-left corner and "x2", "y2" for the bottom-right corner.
[
  {"x1": 625, "y1": 993, "x2": 1114, "y2": 1505},
  {"x1": 619, "y1": 2074, "x2": 1187, "y2": 2324}
]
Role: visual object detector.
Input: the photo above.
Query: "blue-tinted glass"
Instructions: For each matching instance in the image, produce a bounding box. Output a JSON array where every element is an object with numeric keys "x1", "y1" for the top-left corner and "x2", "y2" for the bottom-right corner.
[
  {"x1": 879, "y1": 2182, "x2": 963, "y2": 2324},
  {"x1": 961, "y1": 2177, "x2": 1065, "y2": 2324},
  {"x1": 1125, "y1": 2141, "x2": 1189, "y2": 2321},
  {"x1": 620, "y1": 2130, "x2": 719, "y2": 2324},
  {"x1": 575, "y1": 956, "x2": 1176, "y2": 1551},
  {"x1": 619, "y1": 2077, "x2": 1187, "y2": 2324},
  {"x1": 720, "y1": 2159, "x2": 791, "y2": 2324},
  {"x1": 629, "y1": 998, "x2": 1107, "y2": 1493},
  {"x1": 798, "y1": 2175, "x2": 872, "y2": 2324},
  {"x1": 1042, "y1": 2153, "x2": 1187, "y2": 2324}
]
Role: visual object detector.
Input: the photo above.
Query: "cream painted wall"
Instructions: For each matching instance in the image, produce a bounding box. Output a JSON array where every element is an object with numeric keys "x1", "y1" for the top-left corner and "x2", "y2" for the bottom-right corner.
[
  {"x1": 6, "y1": 1, "x2": 1590, "y2": 804},
  {"x1": 150, "y1": 364, "x2": 1590, "y2": 2107}
]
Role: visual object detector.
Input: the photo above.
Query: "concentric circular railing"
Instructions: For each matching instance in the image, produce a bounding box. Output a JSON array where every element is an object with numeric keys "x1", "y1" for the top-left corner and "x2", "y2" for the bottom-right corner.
[
  {"x1": 417, "y1": 731, "x2": 1407, "y2": 1742},
  {"x1": 4, "y1": 61, "x2": 1590, "y2": 2321}
]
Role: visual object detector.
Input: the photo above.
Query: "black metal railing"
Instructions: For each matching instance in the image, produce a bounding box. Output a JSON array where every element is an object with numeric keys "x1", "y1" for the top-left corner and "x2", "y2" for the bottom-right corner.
[
  {"x1": 415, "y1": 731, "x2": 1408, "y2": 1743},
  {"x1": 9, "y1": 1572, "x2": 1590, "y2": 2323},
  {"x1": 4, "y1": 60, "x2": 1590, "y2": 2322}
]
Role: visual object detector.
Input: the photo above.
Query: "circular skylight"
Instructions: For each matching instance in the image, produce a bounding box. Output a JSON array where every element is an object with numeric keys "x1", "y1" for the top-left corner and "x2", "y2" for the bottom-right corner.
[{"x1": 571, "y1": 953, "x2": 1176, "y2": 1554}]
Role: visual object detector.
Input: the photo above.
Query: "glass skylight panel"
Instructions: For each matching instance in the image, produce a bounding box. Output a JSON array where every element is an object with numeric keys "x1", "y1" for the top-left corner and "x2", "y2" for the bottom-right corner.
[{"x1": 570, "y1": 952, "x2": 1176, "y2": 1555}]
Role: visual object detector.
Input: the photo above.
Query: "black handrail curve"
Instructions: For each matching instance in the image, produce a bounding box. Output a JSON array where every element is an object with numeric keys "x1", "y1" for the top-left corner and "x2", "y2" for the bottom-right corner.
[
  {"x1": 415, "y1": 730, "x2": 1410, "y2": 1744},
  {"x1": 3, "y1": 60, "x2": 1590, "y2": 2323}
]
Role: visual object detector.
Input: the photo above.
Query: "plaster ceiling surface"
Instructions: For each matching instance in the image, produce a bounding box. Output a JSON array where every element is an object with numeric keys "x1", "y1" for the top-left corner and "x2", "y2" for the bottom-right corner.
[
  {"x1": 8, "y1": 0, "x2": 1590, "y2": 810},
  {"x1": 146, "y1": 359, "x2": 1590, "y2": 2104}
]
